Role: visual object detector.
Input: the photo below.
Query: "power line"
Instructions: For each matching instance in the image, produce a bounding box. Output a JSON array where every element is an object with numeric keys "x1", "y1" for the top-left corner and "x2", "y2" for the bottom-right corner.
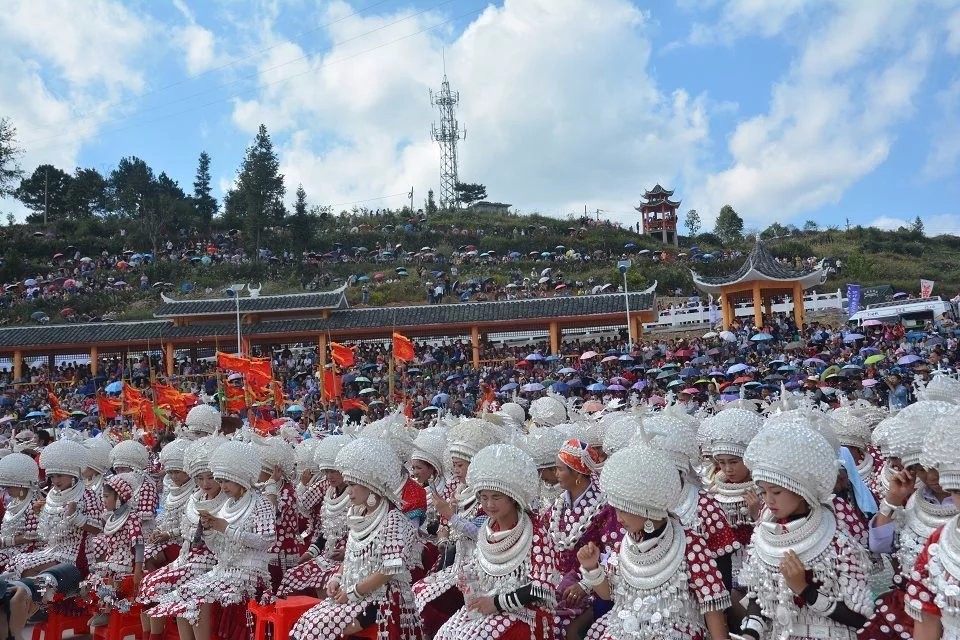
[
  {"x1": 325, "y1": 191, "x2": 411, "y2": 208},
  {"x1": 24, "y1": 0, "x2": 465, "y2": 148}
]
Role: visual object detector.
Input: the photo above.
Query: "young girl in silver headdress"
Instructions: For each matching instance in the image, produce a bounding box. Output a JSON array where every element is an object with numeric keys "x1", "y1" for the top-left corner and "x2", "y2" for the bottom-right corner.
[
  {"x1": 0, "y1": 452, "x2": 42, "y2": 572},
  {"x1": 433, "y1": 443, "x2": 557, "y2": 640},
  {"x1": 290, "y1": 436, "x2": 423, "y2": 640},
  {"x1": 579, "y1": 442, "x2": 731, "y2": 640},
  {"x1": 738, "y1": 417, "x2": 874, "y2": 640}
]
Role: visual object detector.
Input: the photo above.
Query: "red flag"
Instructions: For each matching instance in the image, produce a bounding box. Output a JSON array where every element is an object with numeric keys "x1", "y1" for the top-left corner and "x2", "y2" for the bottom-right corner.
[
  {"x1": 392, "y1": 332, "x2": 415, "y2": 362},
  {"x1": 48, "y1": 390, "x2": 70, "y2": 424},
  {"x1": 97, "y1": 396, "x2": 121, "y2": 421},
  {"x1": 224, "y1": 384, "x2": 247, "y2": 413},
  {"x1": 342, "y1": 398, "x2": 368, "y2": 413},
  {"x1": 321, "y1": 369, "x2": 342, "y2": 401},
  {"x1": 123, "y1": 382, "x2": 145, "y2": 405},
  {"x1": 217, "y1": 352, "x2": 249, "y2": 373},
  {"x1": 247, "y1": 357, "x2": 272, "y2": 389},
  {"x1": 330, "y1": 342, "x2": 355, "y2": 368}
]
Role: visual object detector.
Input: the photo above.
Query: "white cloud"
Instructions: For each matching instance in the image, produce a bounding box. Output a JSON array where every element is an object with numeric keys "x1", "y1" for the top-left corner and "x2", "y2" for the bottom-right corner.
[
  {"x1": 870, "y1": 214, "x2": 960, "y2": 236},
  {"x1": 947, "y1": 8, "x2": 960, "y2": 54},
  {"x1": 229, "y1": 0, "x2": 709, "y2": 225},
  {"x1": 0, "y1": 0, "x2": 152, "y2": 219},
  {"x1": 687, "y1": 0, "x2": 813, "y2": 45},
  {"x1": 692, "y1": 2, "x2": 935, "y2": 228},
  {"x1": 172, "y1": 0, "x2": 225, "y2": 75}
]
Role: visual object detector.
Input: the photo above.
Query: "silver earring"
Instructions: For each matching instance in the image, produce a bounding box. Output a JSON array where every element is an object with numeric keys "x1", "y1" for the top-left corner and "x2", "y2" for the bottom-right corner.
[
  {"x1": 643, "y1": 520, "x2": 655, "y2": 534},
  {"x1": 366, "y1": 494, "x2": 377, "y2": 508}
]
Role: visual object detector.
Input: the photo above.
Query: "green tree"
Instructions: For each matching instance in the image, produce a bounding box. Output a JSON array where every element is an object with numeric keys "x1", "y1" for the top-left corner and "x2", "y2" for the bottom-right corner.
[
  {"x1": 109, "y1": 156, "x2": 156, "y2": 217},
  {"x1": 0, "y1": 118, "x2": 24, "y2": 198},
  {"x1": 425, "y1": 188, "x2": 438, "y2": 215},
  {"x1": 911, "y1": 216, "x2": 924, "y2": 236},
  {"x1": 683, "y1": 209, "x2": 701, "y2": 237},
  {"x1": 225, "y1": 124, "x2": 286, "y2": 257},
  {"x1": 288, "y1": 183, "x2": 314, "y2": 254},
  {"x1": 192, "y1": 151, "x2": 217, "y2": 228},
  {"x1": 68, "y1": 168, "x2": 109, "y2": 217},
  {"x1": 760, "y1": 222, "x2": 789, "y2": 240},
  {"x1": 15, "y1": 164, "x2": 73, "y2": 223},
  {"x1": 453, "y1": 182, "x2": 487, "y2": 207},
  {"x1": 714, "y1": 204, "x2": 744, "y2": 244},
  {"x1": 803, "y1": 220, "x2": 819, "y2": 233}
]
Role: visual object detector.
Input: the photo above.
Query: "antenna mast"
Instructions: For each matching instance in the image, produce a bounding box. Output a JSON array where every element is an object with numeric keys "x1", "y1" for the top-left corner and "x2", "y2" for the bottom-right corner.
[{"x1": 430, "y1": 54, "x2": 465, "y2": 210}]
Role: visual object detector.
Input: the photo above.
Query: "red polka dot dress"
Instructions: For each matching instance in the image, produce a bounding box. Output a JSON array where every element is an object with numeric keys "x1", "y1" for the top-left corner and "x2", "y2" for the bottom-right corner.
[
  {"x1": 290, "y1": 503, "x2": 424, "y2": 640},
  {"x1": 904, "y1": 520, "x2": 960, "y2": 638},
  {"x1": 277, "y1": 484, "x2": 351, "y2": 597},
  {"x1": 137, "y1": 489, "x2": 227, "y2": 606},
  {"x1": 586, "y1": 523, "x2": 730, "y2": 640},
  {"x1": 0, "y1": 491, "x2": 41, "y2": 573}
]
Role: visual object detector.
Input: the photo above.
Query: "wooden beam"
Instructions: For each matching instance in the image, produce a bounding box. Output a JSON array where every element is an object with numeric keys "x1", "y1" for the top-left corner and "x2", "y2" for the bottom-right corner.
[
  {"x1": 752, "y1": 281, "x2": 763, "y2": 328},
  {"x1": 549, "y1": 321, "x2": 560, "y2": 355},
  {"x1": 471, "y1": 325, "x2": 480, "y2": 368},
  {"x1": 90, "y1": 345, "x2": 98, "y2": 376},
  {"x1": 13, "y1": 351, "x2": 21, "y2": 381},
  {"x1": 793, "y1": 282, "x2": 804, "y2": 328},
  {"x1": 165, "y1": 342, "x2": 174, "y2": 377}
]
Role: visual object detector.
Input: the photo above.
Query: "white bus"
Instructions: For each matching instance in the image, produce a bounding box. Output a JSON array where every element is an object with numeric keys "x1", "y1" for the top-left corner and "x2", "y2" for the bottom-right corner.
[{"x1": 849, "y1": 296, "x2": 958, "y2": 328}]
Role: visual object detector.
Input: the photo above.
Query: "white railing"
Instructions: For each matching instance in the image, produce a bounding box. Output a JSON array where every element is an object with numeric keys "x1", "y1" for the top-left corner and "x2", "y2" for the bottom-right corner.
[{"x1": 643, "y1": 289, "x2": 845, "y2": 331}]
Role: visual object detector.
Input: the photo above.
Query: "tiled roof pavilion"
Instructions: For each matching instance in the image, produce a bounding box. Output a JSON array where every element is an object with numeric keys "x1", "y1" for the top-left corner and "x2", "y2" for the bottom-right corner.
[{"x1": 0, "y1": 286, "x2": 658, "y2": 377}]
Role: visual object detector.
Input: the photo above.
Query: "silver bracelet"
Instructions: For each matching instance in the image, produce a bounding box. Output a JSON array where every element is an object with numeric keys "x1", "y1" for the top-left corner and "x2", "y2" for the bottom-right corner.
[
  {"x1": 579, "y1": 565, "x2": 606, "y2": 588},
  {"x1": 346, "y1": 584, "x2": 362, "y2": 603},
  {"x1": 879, "y1": 499, "x2": 902, "y2": 518},
  {"x1": 741, "y1": 614, "x2": 765, "y2": 635},
  {"x1": 807, "y1": 590, "x2": 837, "y2": 615}
]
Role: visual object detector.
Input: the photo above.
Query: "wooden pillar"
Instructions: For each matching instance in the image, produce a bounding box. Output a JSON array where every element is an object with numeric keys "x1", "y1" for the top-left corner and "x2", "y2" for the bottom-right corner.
[
  {"x1": 165, "y1": 342, "x2": 175, "y2": 377},
  {"x1": 90, "y1": 345, "x2": 98, "y2": 375},
  {"x1": 47, "y1": 354, "x2": 55, "y2": 371},
  {"x1": 242, "y1": 338, "x2": 252, "y2": 358},
  {"x1": 190, "y1": 347, "x2": 198, "y2": 364},
  {"x1": 720, "y1": 292, "x2": 731, "y2": 329},
  {"x1": 764, "y1": 295, "x2": 773, "y2": 320},
  {"x1": 13, "y1": 350, "x2": 22, "y2": 381},
  {"x1": 471, "y1": 326, "x2": 480, "y2": 368},
  {"x1": 549, "y1": 321, "x2": 560, "y2": 355},
  {"x1": 752, "y1": 282, "x2": 763, "y2": 328},
  {"x1": 632, "y1": 314, "x2": 644, "y2": 339},
  {"x1": 793, "y1": 282, "x2": 805, "y2": 328},
  {"x1": 317, "y1": 334, "x2": 328, "y2": 399}
]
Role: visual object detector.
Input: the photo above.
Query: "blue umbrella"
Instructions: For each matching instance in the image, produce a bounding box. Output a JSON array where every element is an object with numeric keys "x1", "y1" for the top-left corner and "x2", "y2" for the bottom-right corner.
[
  {"x1": 586, "y1": 383, "x2": 607, "y2": 392},
  {"x1": 844, "y1": 333, "x2": 865, "y2": 342},
  {"x1": 898, "y1": 354, "x2": 922, "y2": 365},
  {"x1": 624, "y1": 243, "x2": 636, "y2": 249},
  {"x1": 567, "y1": 379, "x2": 584, "y2": 388},
  {"x1": 679, "y1": 367, "x2": 699, "y2": 377},
  {"x1": 691, "y1": 356, "x2": 712, "y2": 365},
  {"x1": 431, "y1": 393, "x2": 450, "y2": 405},
  {"x1": 105, "y1": 381, "x2": 122, "y2": 393},
  {"x1": 727, "y1": 363, "x2": 749, "y2": 374},
  {"x1": 750, "y1": 333, "x2": 774, "y2": 341},
  {"x1": 25, "y1": 410, "x2": 47, "y2": 418},
  {"x1": 500, "y1": 382, "x2": 519, "y2": 392},
  {"x1": 618, "y1": 354, "x2": 634, "y2": 361},
  {"x1": 521, "y1": 383, "x2": 545, "y2": 392},
  {"x1": 525, "y1": 353, "x2": 544, "y2": 361},
  {"x1": 544, "y1": 355, "x2": 561, "y2": 362},
  {"x1": 286, "y1": 405, "x2": 305, "y2": 413},
  {"x1": 550, "y1": 382, "x2": 570, "y2": 393},
  {"x1": 557, "y1": 367, "x2": 578, "y2": 375}
]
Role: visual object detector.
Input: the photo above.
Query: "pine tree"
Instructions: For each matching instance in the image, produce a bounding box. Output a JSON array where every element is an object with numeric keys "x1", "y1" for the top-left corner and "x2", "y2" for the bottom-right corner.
[
  {"x1": 714, "y1": 204, "x2": 744, "y2": 244},
  {"x1": 226, "y1": 124, "x2": 286, "y2": 258},
  {"x1": 289, "y1": 183, "x2": 314, "y2": 254},
  {"x1": 0, "y1": 118, "x2": 24, "y2": 198},
  {"x1": 193, "y1": 151, "x2": 217, "y2": 228},
  {"x1": 425, "y1": 189, "x2": 438, "y2": 215}
]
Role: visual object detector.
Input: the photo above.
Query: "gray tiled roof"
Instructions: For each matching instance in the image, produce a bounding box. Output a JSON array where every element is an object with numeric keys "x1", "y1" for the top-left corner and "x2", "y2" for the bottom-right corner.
[
  {"x1": 0, "y1": 292, "x2": 655, "y2": 349},
  {"x1": 153, "y1": 287, "x2": 348, "y2": 317},
  {"x1": 693, "y1": 241, "x2": 816, "y2": 286}
]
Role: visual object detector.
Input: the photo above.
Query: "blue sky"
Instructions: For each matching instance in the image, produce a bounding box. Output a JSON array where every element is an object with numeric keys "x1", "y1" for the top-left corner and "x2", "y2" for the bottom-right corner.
[{"x1": 2, "y1": 0, "x2": 959, "y2": 233}]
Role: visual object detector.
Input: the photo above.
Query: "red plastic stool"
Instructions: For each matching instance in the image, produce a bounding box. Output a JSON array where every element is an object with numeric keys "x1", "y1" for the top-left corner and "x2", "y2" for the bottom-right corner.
[
  {"x1": 91, "y1": 604, "x2": 144, "y2": 640},
  {"x1": 248, "y1": 596, "x2": 319, "y2": 640},
  {"x1": 30, "y1": 608, "x2": 89, "y2": 640}
]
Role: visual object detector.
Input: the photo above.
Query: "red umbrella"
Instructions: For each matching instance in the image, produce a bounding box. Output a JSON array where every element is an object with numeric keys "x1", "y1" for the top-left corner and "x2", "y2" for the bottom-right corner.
[
  {"x1": 674, "y1": 349, "x2": 693, "y2": 358},
  {"x1": 60, "y1": 308, "x2": 75, "y2": 317},
  {"x1": 516, "y1": 360, "x2": 531, "y2": 367},
  {"x1": 53, "y1": 253, "x2": 64, "y2": 259},
  {"x1": 554, "y1": 284, "x2": 566, "y2": 290},
  {"x1": 733, "y1": 375, "x2": 753, "y2": 384}
]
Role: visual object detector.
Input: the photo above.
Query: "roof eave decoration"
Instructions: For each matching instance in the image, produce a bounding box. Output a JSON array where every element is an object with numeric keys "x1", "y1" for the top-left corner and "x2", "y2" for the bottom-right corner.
[
  {"x1": 689, "y1": 241, "x2": 828, "y2": 295},
  {"x1": 154, "y1": 284, "x2": 349, "y2": 318}
]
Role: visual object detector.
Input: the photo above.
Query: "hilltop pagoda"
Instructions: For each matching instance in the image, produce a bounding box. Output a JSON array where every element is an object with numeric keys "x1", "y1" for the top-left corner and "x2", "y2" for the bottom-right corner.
[
  {"x1": 636, "y1": 184, "x2": 680, "y2": 246},
  {"x1": 691, "y1": 240, "x2": 828, "y2": 329}
]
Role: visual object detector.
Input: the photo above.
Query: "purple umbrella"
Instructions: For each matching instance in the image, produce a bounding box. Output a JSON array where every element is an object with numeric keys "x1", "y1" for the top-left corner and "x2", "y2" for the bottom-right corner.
[
  {"x1": 897, "y1": 354, "x2": 922, "y2": 365},
  {"x1": 803, "y1": 358, "x2": 826, "y2": 366},
  {"x1": 631, "y1": 381, "x2": 647, "y2": 390},
  {"x1": 607, "y1": 384, "x2": 627, "y2": 391}
]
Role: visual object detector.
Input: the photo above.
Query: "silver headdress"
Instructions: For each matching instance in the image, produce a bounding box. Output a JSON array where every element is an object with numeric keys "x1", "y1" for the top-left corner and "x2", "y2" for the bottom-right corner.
[
  {"x1": 920, "y1": 413, "x2": 960, "y2": 491},
  {"x1": 158, "y1": 438, "x2": 191, "y2": 473},
  {"x1": 520, "y1": 427, "x2": 566, "y2": 469},
  {"x1": 314, "y1": 435, "x2": 353, "y2": 472},
  {"x1": 335, "y1": 437, "x2": 402, "y2": 505},
  {"x1": 0, "y1": 452, "x2": 39, "y2": 488},
  {"x1": 184, "y1": 404, "x2": 222, "y2": 436},
  {"x1": 39, "y1": 440, "x2": 88, "y2": 478},
  {"x1": 884, "y1": 400, "x2": 956, "y2": 467},
  {"x1": 209, "y1": 441, "x2": 262, "y2": 490},
  {"x1": 109, "y1": 439, "x2": 149, "y2": 472},
  {"x1": 600, "y1": 443, "x2": 681, "y2": 520},
  {"x1": 253, "y1": 436, "x2": 295, "y2": 478},
  {"x1": 446, "y1": 418, "x2": 502, "y2": 463},
  {"x1": 744, "y1": 420, "x2": 838, "y2": 506},
  {"x1": 529, "y1": 396, "x2": 568, "y2": 428},
  {"x1": 699, "y1": 407, "x2": 763, "y2": 458},
  {"x1": 411, "y1": 427, "x2": 448, "y2": 475},
  {"x1": 82, "y1": 436, "x2": 114, "y2": 474},
  {"x1": 295, "y1": 438, "x2": 321, "y2": 475},
  {"x1": 184, "y1": 435, "x2": 226, "y2": 477},
  {"x1": 644, "y1": 413, "x2": 699, "y2": 476},
  {"x1": 466, "y1": 443, "x2": 538, "y2": 510}
]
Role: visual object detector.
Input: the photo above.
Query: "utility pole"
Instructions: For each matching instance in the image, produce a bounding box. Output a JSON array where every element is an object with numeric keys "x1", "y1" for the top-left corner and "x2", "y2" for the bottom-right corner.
[
  {"x1": 409, "y1": 187, "x2": 414, "y2": 214},
  {"x1": 430, "y1": 54, "x2": 465, "y2": 211},
  {"x1": 43, "y1": 166, "x2": 48, "y2": 227}
]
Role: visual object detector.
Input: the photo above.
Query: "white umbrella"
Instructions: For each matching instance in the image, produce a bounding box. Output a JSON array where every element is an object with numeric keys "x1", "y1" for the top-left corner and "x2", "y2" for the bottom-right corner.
[
  {"x1": 703, "y1": 331, "x2": 718, "y2": 338},
  {"x1": 719, "y1": 331, "x2": 737, "y2": 342}
]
